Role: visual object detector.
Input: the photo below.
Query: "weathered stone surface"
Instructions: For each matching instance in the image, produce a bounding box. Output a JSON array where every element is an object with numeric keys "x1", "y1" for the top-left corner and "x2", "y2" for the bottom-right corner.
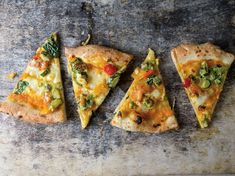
[{"x1": 0, "y1": 0, "x2": 234, "y2": 175}]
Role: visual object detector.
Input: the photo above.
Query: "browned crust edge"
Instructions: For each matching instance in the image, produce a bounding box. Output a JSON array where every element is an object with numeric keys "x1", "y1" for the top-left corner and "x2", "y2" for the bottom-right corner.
[
  {"x1": 0, "y1": 101, "x2": 66, "y2": 124},
  {"x1": 171, "y1": 42, "x2": 234, "y2": 65},
  {"x1": 64, "y1": 44, "x2": 133, "y2": 65},
  {"x1": 111, "y1": 115, "x2": 178, "y2": 133}
]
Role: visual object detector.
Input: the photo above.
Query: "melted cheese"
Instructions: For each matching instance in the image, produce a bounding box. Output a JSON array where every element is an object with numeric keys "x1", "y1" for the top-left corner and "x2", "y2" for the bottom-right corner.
[
  {"x1": 15, "y1": 59, "x2": 63, "y2": 114},
  {"x1": 26, "y1": 62, "x2": 41, "y2": 77},
  {"x1": 87, "y1": 69, "x2": 106, "y2": 89},
  {"x1": 24, "y1": 77, "x2": 45, "y2": 96},
  {"x1": 26, "y1": 59, "x2": 61, "y2": 84},
  {"x1": 46, "y1": 62, "x2": 61, "y2": 83},
  {"x1": 192, "y1": 94, "x2": 208, "y2": 107},
  {"x1": 151, "y1": 89, "x2": 160, "y2": 99},
  {"x1": 85, "y1": 54, "x2": 107, "y2": 68},
  {"x1": 9, "y1": 91, "x2": 49, "y2": 114}
]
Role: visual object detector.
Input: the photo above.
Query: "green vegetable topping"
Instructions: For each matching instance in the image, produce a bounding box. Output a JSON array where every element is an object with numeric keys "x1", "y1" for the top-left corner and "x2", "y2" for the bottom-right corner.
[
  {"x1": 80, "y1": 94, "x2": 94, "y2": 110},
  {"x1": 107, "y1": 72, "x2": 120, "y2": 88},
  {"x1": 52, "y1": 88, "x2": 61, "y2": 99},
  {"x1": 146, "y1": 75, "x2": 161, "y2": 86},
  {"x1": 141, "y1": 62, "x2": 155, "y2": 71},
  {"x1": 129, "y1": 101, "x2": 136, "y2": 109},
  {"x1": 214, "y1": 78, "x2": 222, "y2": 84},
  {"x1": 45, "y1": 84, "x2": 52, "y2": 91},
  {"x1": 42, "y1": 33, "x2": 59, "y2": 58},
  {"x1": 81, "y1": 34, "x2": 91, "y2": 46},
  {"x1": 194, "y1": 61, "x2": 227, "y2": 89},
  {"x1": 141, "y1": 48, "x2": 158, "y2": 71},
  {"x1": 71, "y1": 58, "x2": 87, "y2": 74},
  {"x1": 210, "y1": 66, "x2": 226, "y2": 85},
  {"x1": 40, "y1": 68, "x2": 50, "y2": 77},
  {"x1": 71, "y1": 58, "x2": 88, "y2": 85},
  {"x1": 14, "y1": 80, "x2": 29, "y2": 94},
  {"x1": 199, "y1": 61, "x2": 209, "y2": 76},
  {"x1": 107, "y1": 66, "x2": 126, "y2": 88},
  {"x1": 142, "y1": 96, "x2": 154, "y2": 109},
  {"x1": 199, "y1": 78, "x2": 211, "y2": 89},
  {"x1": 49, "y1": 98, "x2": 62, "y2": 111},
  {"x1": 208, "y1": 72, "x2": 216, "y2": 81},
  {"x1": 71, "y1": 58, "x2": 87, "y2": 73},
  {"x1": 40, "y1": 51, "x2": 53, "y2": 61},
  {"x1": 201, "y1": 113, "x2": 210, "y2": 128}
]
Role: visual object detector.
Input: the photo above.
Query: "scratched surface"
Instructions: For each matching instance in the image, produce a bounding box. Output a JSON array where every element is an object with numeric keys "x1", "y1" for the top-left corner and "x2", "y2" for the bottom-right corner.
[{"x1": 0, "y1": 0, "x2": 235, "y2": 175}]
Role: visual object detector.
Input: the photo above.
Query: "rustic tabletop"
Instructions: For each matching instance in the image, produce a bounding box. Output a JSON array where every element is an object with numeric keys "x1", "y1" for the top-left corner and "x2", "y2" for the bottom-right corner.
[{"x1": 0, "y1": 0, "x2": 234, "y2": 175}]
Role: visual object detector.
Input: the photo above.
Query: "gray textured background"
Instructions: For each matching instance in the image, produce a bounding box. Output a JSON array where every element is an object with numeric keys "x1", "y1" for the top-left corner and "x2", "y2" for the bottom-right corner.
[{"x1": 0, "y1": 0, "x2": 235, "y2": 175}]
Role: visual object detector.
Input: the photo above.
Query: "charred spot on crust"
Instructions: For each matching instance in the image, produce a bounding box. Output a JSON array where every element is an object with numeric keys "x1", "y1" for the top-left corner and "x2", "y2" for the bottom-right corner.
[
  {"x1": 136, "y1": 116, "x2": 142, "y2": 124},
  {"x1": 189, "y1": 74, "x2": 196, "y2": 81},
  {"x1": 198, "y1": 105, "x2": 206, "y2": 111},
  {"x1": 117, "y1": 111, "x2": 122, "y2": 118},
  {"x1": 195, "y1": 50, "x2": 201, "y2": 53},
  {"x1": 153, "y1": 124, "x2": 161, "y2": 128},
  {"x1": 18, "y1": 115, "x2": 23, "y2": 119},
  {"x1": 193, "y1": 92, "x2": 199, "y2": 97}
]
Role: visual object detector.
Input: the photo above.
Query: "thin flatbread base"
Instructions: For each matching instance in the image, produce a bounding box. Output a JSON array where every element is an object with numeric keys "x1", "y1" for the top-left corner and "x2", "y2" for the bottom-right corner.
[{"x1": 0, "y1": 101, "x2": 66, "y2": 124}]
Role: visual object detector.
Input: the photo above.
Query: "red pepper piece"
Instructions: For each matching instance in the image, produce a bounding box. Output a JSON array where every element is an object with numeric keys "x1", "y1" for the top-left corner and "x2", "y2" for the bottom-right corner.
[
  {"x1": 183, "y1": 77, "x2": 191, "y2": 88},
  {"x1": 104, "y1": 64, "x2": 118, "y2": 75},
  {"x1": 144, "y1": 70, "x2": 155, "y2": 78},
  {"x1": 33, "y1": 56, "x2": 40, "y2": 61}
]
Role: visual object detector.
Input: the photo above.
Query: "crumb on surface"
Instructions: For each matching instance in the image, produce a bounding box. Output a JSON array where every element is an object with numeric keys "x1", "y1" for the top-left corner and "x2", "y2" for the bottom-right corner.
[{"x1": 6, "y1": 72, "x2": 17, "y2": 80}]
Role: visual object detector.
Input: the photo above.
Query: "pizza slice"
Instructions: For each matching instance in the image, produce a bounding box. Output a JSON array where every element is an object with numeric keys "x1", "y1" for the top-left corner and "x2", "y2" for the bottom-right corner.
[
  {"x1": 65, "y1": 45, "x2": 133, "y2": 129},
  {"x1": 111, "y1": 49, "x2": 178, "y2": 133},
  {"x1": 171, "y1": 43, "x2": 234, "y2": 128},
  {"x1": 0, "y1": 33, "x2": 66, "y2": 124}
]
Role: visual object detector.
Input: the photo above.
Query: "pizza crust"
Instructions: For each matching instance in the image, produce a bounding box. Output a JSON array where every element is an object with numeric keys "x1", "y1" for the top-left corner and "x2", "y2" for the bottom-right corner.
[
  {"x1": 111, "y1": 87, "x2": 178, "y2": 133},
  {"x1": 111, "y1": 115, "x2": 178, "y2": 133},
  {"x1": 65, "y1": 45, "x2": 133, "y2": 67},
  {"x1": 0, "y1": 100, "x2": 66, "y2": 124},
  {"x1": 171, "y1": 42, "x2": 234, "y2": 65}
]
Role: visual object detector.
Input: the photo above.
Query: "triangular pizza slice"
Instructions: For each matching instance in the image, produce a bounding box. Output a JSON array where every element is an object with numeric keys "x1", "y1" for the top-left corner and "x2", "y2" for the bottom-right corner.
[
  {"x1": 111, "y1": 49, "x2": 178, "y2": 133},
  {"x1": 65, "y1": 45, "x2": 133, "y2": 129},
  {"x1": 171, "y1": 43, "x2": 234, "y2": 128},
  {"x1": 0, "y1": 33, "x2": 66, "y2": 124}
]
